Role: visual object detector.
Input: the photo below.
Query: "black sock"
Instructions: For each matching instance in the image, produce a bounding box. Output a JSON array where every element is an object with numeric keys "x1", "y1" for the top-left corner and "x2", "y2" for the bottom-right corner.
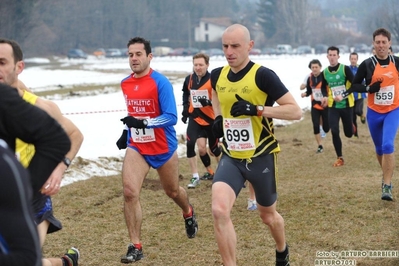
[
  {"x1": 276, "y1": 244, "x2": 289, "y2": 260},
  {"x1": 200, "y1": 154, "x2": 211, "y2": 168}
]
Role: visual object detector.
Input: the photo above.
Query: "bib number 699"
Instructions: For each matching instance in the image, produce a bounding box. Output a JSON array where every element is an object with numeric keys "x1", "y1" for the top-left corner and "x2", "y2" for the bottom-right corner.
[{"x1": 226, "y1": 129, "x2": 250, "y2": 142}]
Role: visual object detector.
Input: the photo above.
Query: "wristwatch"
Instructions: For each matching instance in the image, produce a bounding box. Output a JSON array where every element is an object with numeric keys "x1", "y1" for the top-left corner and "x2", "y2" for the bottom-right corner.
[
  {"x1": 63, "y1": 157, "x2": 71, "y2": 168},
  {"x1": 256, "y1": 105, "x2": 264, "y2": 116}
]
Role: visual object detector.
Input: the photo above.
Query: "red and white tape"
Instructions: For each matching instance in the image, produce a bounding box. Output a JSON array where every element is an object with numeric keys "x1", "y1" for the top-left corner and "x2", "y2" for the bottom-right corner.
[
  {"x1": 62, "y1": 109, "x2": 126, "y2": 115},
  {"x1": 62, "y1": 104, "x2": 184, "y2": 115}
]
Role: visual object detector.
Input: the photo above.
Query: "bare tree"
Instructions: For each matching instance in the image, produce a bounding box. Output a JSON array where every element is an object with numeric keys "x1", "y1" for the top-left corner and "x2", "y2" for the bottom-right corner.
[
  {"x1": 276, "y1": 0, "x2": 309, "y2": 45},
  {"x1": 0, "y1": 0, "x2": 253, "y2": 56},
  {"x1": 386, "y1": 0, "x2": 399, "y2": 41},
  {"x1": 0, "y1": 0, "x2": 38, "y2": 42},
  {"x1": 257, "y1": 0, "x2": 310, "y2": 45},
  {"x1": 257, "y1": 0, "x2": 278, "y2": 39}
]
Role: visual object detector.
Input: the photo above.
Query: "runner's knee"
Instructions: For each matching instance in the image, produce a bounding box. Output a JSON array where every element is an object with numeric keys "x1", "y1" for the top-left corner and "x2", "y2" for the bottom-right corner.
[
  {"x1": 260, "y1": 209, "x2": 281, "y2": 227},
  {"x1": 211, "y1": 201, "x2": 230, "y2": 221},
  {"x1": 211, "y1": 146, "x2": 221, "y2": 157},
  {"x1": 123, "y1": 186, "x2": 139, "y2": 202},
  {"x1": 382, "y1": 143, "x2": 394, "y2": 154},
  {"x1": 164, "y1": 187, "x2": 179, "y2": 199},
  {"x1": 186, "y1": 142, "x2": 196, "y2": 158}
]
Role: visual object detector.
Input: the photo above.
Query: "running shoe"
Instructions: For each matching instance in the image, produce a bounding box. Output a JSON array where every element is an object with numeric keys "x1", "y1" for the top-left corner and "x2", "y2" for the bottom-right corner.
[
  {"x1": 247, "y1": 199, "x2": 257, "y2": 211},
  {"x1": 316, "y1": 145, "x2": 323, "y2": 153},
  {"x1": 187, "y1": 177, "x2": 200, "y2": 188},
  {"x1": 381, "y1": 184, "x2": 393, "y2": 201},
  {"x1": 276, "y1": 245, "x2": 290, "y2": 266},
  {"x1": 360, "y1": 116, "x2": 366, "y2": 124},
  {"x1": 320, "y1": 126, "x2": 326, "y2": 138},
  {"x1": 333, "y1": 157, "x2": 344, "y2": 167},
  {"x1": 184, "y1": 205, "x2": 198, "y2": 238},
  {"x1": 120, "y1": 243, "x2": 144, "y2": 264},
  {"x1": 62, "y1": 247, "x2": 80, "y2": 266},
  {"x1": 381, "y1": 179, "x2": 393, "y2": 189},
  {"x1": 200, "y1": 172, "x2": 214, "y2": 180}
]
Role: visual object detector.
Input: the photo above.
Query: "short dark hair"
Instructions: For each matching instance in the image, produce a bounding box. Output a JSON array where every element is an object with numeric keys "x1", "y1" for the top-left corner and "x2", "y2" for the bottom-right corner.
[
  {"x1": 127, "y1": 37, "x2": 152, "y2": 56},
  {"x1": 0, "y1": 38, "x2": 23, "y2": 63},
  {"x1": 193, "y1": 53, "x2": 209, "y2": 65},
  {"x1": 308, "y1": 59, "x2": 321, "y2": 69},
  {"x1": 327, "y1": 46, "x2": 340, "y2": 55},
  {"x1": 373, "y1": 28, "x2": 391, "y2": 41},
  {"x1": 350, "y1": 52, "x2": 358, "y2": 58}
]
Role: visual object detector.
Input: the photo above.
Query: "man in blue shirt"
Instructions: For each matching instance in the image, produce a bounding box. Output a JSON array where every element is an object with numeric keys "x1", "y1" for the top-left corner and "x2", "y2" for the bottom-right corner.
[{"x1": 349, "y1": 52, "x2": 367, "y2": 137}]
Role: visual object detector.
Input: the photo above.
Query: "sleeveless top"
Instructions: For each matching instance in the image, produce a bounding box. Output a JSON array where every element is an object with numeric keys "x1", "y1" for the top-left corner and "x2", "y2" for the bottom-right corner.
[
  {"x1": 186, "y1": 72, "x2": 215, "y2": 126},
  {"x1": 324, "y1": 64, "x2": 354, "y2": 108},
  {"x1": 367, "y1": 56, "x2": 399, "y2": 113},
  {"x1": 16, "y1": 91, "x2": 38, "y2": 167},
  {"x1": 309, "y1": 73, "x2": 324, "y2": 110},
  {"x1": 215, "y1": 63, "x2": 280, "y2": 159}
]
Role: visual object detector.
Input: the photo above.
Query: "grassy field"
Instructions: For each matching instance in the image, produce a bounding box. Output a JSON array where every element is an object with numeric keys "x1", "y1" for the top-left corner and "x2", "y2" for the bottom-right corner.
[{"x1": 42, "y1": 110, "x2": 399, "y2": 266}]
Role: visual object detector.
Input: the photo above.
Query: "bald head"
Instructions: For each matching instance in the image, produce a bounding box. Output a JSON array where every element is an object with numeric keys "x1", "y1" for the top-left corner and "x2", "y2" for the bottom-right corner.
[
  {"x1": 221, "y1": 24, "x2": 253, "y2": 73},
  {"x1": 223, "y1": 24, "x2": 251, "y2": 42}
]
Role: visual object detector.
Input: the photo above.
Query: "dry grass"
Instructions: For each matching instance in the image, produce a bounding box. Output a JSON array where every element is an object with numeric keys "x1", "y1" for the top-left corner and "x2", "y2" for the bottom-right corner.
[{"x1": 43, "y1": 111, "x2": 399, "y2": 266}]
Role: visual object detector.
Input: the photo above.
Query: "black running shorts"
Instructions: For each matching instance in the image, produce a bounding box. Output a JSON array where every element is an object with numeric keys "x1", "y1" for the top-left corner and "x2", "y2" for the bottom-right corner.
[{"x1": 213, "y1": 153, "x2": 278, "y2": 207}]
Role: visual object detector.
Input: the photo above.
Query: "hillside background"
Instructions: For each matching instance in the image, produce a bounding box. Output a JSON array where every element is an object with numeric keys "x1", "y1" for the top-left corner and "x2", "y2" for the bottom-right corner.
[{"x1": 2, "y1": 0, "x2": 399, "y2": 57}]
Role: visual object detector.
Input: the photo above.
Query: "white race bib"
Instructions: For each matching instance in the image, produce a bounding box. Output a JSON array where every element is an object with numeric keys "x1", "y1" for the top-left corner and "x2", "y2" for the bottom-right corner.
[
  {"x1": 331, "y1": 85, "x2": 346, "y2": 98},
  {"x1": 312, "y1": 88, "x2": 323, "y2": 101},
  {"x1": 224, "y1": 118, "x2": 255, "y2": 151},
  {"x1": 130, "y1": 116, "x2": 155, "y2": 143},
  {"x1": 190, "y1": 90, "x2": 209, "y2": 108},
  {"x1": 374, "y1": 85, "x2": 394, "y2": 105}
]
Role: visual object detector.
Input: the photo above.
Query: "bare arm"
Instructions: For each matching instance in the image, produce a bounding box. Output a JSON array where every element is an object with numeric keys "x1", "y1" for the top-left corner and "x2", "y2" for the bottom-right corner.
[
  {"x1": 299, "y1": 74, "x2": 309, "y2": 90},
  {"x1": 212, "y1": 89, "x2": 221, "y2": 117},
  {"x1": 35, "y1": 98, "x2": 83, "y2": 160},
  {"x1": 35, "y1": 98, "x2": 84, "y2": 195},
  {"x1": 18, "y1": 80, "x2": 33, "y2": 93}
]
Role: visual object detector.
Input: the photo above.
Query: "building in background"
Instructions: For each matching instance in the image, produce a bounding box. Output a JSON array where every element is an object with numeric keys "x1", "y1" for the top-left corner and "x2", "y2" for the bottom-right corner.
[{"x1": 195, "y1": 17, "x2": 231, "y2": 43}]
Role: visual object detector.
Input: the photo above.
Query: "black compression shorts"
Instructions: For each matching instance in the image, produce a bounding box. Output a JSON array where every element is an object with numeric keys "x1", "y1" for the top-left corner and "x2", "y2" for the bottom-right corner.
[{"x1": 213, "y1": 153, "x2": 278, "y2": 207}]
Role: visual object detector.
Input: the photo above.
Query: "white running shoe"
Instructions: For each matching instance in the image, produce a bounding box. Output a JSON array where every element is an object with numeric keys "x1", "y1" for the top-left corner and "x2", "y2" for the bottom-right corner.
[
  {"x1": 187, "y1": 178, "x2": 200, "y2": 189},
  {"x1": 247, "y1": 199, "x2": 257, "y2": 211},
  {"x1": 320, "y1": 126, "x2": 326, "y2": 138}
]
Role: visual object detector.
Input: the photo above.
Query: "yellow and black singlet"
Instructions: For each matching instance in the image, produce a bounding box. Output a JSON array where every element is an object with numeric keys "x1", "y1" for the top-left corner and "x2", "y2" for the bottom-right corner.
[
  {"x1": 15, "y1": 91, "x2": 38, "y2": 167},
  {"x1": 211, "y1": 61, "x2": 289, "y2": 159}
]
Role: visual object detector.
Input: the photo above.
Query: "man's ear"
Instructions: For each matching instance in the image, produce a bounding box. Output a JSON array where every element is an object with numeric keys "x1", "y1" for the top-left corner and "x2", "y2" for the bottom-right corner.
[
  {"x1": 249, "y1": 40, "x2": 254, "y2": 51},
  {"x1": 15, "y1": 60, "x2": 25, "y2": 75}
]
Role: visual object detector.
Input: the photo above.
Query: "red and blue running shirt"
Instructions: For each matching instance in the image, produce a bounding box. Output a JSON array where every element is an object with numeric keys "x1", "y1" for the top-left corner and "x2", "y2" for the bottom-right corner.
[{"x1": 121, "y1": 69, "x2": 178, "y2": 155}]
